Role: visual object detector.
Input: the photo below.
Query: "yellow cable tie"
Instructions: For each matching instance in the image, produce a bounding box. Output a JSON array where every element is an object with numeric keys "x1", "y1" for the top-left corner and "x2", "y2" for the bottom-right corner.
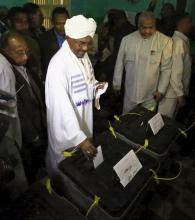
[
  {"x1": 148, "y1": 106, "x2": 156, "y2": 112},
  {"x1": 108, "y1": 121, "x2": 117, "y2": 138},
  {"x1": 45, "y1": 177, "x2": 52, "y2": 194},
  {"x1": 63, "y1": 150, "x2": 75, "y2": 157},
  {"x1": 114, "y1": 115, "x2": 121, "y2": 122},
  {"x1": 143, "y1": 139, "x2": 149, "y2": 149},
  {"x1": 149, "y1": 169, "x2": 160, "y2": 184},
  {"x1": 178, "y1": 128, "x2": 187, "y2": 138},
  {"x1": 149, "y1": 162, "x2": 182, "y2": 184},
  {"x1": 85, "y1": 195, "x2": 101, "y2": 217},
  {"x1": 135, "y1": 139, "x2": 149, "y2": 154}
]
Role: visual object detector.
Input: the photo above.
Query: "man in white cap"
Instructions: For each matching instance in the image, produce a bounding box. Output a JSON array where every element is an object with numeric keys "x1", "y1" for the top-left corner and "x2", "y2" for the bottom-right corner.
[{"x1": 45, "y1": 15, "x2": 106, "y2": 177}]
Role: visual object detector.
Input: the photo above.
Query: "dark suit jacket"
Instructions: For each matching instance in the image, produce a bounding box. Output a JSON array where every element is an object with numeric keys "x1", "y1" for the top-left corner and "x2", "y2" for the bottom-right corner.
[
  {"x1": 39, "y1": 28, "x2": 60, "y2": 80},
  {"x1": 94, "y1": 21, "x2": 136, "y2": 83},
  {"x1": 12, "y1": 65, "x2": 46, "y2": 144}
]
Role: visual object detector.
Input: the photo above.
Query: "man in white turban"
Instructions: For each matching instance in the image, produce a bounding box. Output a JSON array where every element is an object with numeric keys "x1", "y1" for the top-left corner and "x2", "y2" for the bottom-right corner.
[{"x1": 45, "y1": 15, "x2": 107, "y2": 178}]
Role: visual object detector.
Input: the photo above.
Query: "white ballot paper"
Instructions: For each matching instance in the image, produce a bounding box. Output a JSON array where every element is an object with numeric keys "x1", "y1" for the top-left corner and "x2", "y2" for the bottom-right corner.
[
  {"x1": 113, "y1": 150, "x2": 142, "y2": 187},
  {"x1": 93, "y1": 145, "x2": 104, "y2": 168},
  {"x1": 148, "y1": 112, "x2": 164, "y2": 135}
]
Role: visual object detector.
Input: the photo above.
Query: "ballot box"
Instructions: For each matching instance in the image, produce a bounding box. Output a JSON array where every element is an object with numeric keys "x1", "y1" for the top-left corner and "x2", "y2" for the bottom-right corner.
[
  {"x1": 1, "y1": 179, "x2": 86, "y2": 220},
  {"x1": 58, "y1": 132, "x2": 159, "y2": 220},
  {"x1": 111, "y1": 106, "x2": 183, "y2": 160}
]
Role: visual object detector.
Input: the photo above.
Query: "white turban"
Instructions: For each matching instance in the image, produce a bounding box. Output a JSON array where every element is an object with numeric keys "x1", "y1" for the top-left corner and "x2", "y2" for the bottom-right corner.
[{"x1": 65, "y1": 15, "x2": 97, "y2": 39}]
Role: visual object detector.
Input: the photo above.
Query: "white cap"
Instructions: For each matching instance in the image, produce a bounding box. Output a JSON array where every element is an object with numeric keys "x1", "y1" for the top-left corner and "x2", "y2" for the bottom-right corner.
[{"x1": 65, "y1": 15, "x2": 97, "y2": 39}]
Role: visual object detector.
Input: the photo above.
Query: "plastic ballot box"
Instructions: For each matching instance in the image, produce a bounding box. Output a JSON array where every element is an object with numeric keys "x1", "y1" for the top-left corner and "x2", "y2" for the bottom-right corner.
[
  {"x1": 58, "y1": 132, "x2": 159, "y2": 220},
  {"x1": 110, "y1": 106, "x2": 183, "y2": 160},
  {"x1": 2, "y1": 179, "x2": 86, "y2": 220}
]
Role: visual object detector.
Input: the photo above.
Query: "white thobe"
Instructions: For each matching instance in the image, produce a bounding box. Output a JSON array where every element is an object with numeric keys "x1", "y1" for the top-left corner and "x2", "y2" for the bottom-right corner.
[
  {"x1": 45, "y1": 41, "x2": 96, "y2": 173},
  {"x1": 113, "y1": 31, "x2": 172, "y2": 113},
  {"x1": 158, "y1": 31, "x2": 191, "y2": 118}
]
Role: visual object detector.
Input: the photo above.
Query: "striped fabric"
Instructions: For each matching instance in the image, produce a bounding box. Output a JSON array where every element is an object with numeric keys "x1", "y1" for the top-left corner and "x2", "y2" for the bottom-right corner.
[{"x1": 71, "y1": 74, "x2": 86, "y2": 94}]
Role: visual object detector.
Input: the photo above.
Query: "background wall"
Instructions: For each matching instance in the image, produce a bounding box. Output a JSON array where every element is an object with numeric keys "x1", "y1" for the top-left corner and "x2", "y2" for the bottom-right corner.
[
  {"x1": 0, "y1": 0, "x2": 26, "y2": 7},
  {"x1": 70, "y1": 0, "x2": 194, "y2": 25},
  {"x1": 0, "y1": 0, "x2": 194, "y2": 25}
]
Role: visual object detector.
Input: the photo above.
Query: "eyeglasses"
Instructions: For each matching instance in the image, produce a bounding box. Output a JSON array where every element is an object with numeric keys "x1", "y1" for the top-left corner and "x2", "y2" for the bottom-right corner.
[
  {"x1": 14, "y1": 49, "x2": 30, "y2": 57},
  {"x1": 71, "y1": 39, "x2": 91, "y2": 48}
]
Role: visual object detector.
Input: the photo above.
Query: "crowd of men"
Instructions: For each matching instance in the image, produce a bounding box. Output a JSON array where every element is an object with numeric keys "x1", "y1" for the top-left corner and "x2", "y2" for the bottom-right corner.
[{"x1": 0, "y1": 2, "x2": 194, "y2": 202}]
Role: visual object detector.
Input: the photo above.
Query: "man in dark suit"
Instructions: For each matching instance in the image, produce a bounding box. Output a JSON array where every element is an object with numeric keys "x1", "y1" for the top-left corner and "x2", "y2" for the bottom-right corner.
[
  {"x1": 94, "y1": 9, "x2": 136, "y2": 100},
  {"x1": 1, "y1": 31, "x2": 47, "y2": 183},
  {"x1": 39, "y1": 7, "x2": 69, "y2": 81},
  {"x1": 7, "y1": 6, "x2": 43, "y2": 95},
  {"x1": 23, "y1": 3, "x2": 45, "y2": 41}
]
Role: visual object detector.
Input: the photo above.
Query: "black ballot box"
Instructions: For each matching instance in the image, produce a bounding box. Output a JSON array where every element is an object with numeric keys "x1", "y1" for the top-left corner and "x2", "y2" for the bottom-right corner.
[
  {"x1": 58, "y1": 132, "x2": 159, "y2": 220},
  {"x1": 111, "y1": 106, "x2": 183, "y2": 160},
  {"x1": 0, "y1": 179, "x2": 86, "y2": 220}
]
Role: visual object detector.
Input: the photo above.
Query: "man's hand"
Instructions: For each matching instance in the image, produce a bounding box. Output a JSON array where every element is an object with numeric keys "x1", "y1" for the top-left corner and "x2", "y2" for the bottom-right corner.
[
  {"x1": 96, "y1": 82, "x2": 107, "y2": 90},
  {"x1": 78, "y1": 138, "x2": 97, "y2": 157},
  {"x1": 153, "y1": 91, "x2": 163, "y2": 102},
  {"x1": 177, "y1": 96, "x2": 186, "y2": 107}
]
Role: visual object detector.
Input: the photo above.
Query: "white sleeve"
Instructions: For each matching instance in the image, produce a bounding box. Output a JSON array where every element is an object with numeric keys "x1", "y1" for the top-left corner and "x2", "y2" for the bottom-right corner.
[
  {"x1": 113, "y1": 38, "x2": 126, "y2": 91},
  {"x1": 46, "y1": 66, "x2": 86, "y2": 150},
  {"x1": 157, "y1": 38, "x2": 173, "y2": 94},
  {"x1": 170, "y1": 40, "x2": 185, "y2": 97},
  {"x1": 0, "y1": 66, "x2": 15, "y2": 95}
]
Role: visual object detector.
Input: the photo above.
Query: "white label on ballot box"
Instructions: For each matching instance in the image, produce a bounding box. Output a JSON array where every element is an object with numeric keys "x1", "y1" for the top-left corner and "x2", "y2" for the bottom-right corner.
[
  {"x1": 113, "y1": 150, "x2": 142, "y2": 187},
  {"x1": 93, "y1": 145, "x2": 104, "y2": 168},
  {"x1": 148, "y1": 112, "x2": 164, "y2": 135}
]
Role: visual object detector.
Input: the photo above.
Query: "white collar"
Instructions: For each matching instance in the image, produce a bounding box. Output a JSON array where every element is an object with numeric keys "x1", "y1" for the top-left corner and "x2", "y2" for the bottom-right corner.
[{"x1": 63, "y1": 40, "x2": 95, "y2": 84}]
